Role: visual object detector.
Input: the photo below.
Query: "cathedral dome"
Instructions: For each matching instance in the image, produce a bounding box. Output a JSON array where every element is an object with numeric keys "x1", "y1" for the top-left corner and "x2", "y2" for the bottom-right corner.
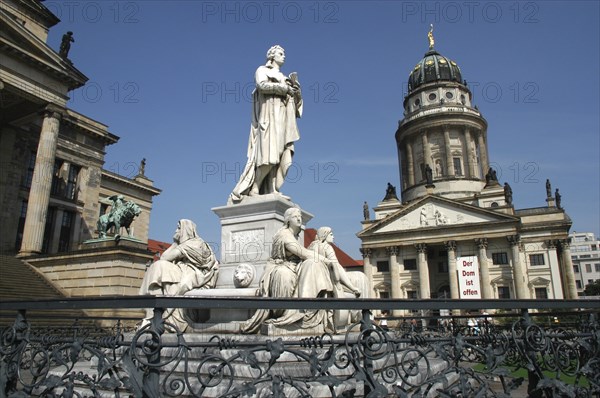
[{"x1": 408, "y1": 49, "x2": 463, "y2": 93}]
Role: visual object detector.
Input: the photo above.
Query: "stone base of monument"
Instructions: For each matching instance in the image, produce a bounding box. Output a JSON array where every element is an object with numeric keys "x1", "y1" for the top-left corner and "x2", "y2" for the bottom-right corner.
[
  {"x1": 184, "y1": 288, "x2": 256, "y2": 332},
  {"x1": 183, "y1": 287, "x2": 364, "y2": 336},
  {"x1": 212, "y1": 194, "x2": 313, "y2": 289}
]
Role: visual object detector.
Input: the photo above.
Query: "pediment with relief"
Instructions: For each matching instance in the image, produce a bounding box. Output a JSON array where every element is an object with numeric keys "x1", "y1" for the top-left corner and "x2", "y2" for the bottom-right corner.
[{"x1": 361, "y1": 196, "x2": 518, "y2": 236}]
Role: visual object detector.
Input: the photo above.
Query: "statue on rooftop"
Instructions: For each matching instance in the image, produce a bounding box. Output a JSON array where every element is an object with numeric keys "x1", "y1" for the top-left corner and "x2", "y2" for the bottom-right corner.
[
  {"x1": 428, "y1": 24, "x2": 435, "y2": 49},
  {"x1": 363, "y1": 201, "x2": 370, "y2": 221},
  {"x1": 504, "y1": 182, "x2": 513, "y2": 206},
  {"x1": 383, "y1": 182, "x2": 398, "y2": 201},
  {"x1": 546, "y1": 179, "x2": 552, "y2": 198},
  {"x1": 59, "y1": 31, "x2": 74, "y2": 58},
  {"x1": 139, "y1": 158, "x2": 146, "y2": 176},
  {"x1": 230, "y1": 45, "x2": 302, "y2": 202},
  {"x1": 555, "y1": 189, "x2": 562, "y2": 209},
  {"x1": 485, "y1": 167, "x2": 498, "y2": 186}
]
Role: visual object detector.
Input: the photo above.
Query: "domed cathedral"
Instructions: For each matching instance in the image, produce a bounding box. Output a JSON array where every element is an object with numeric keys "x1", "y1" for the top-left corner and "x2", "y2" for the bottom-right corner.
[
  {"x1": 399, "y1": 32, "x2": 488, "y2": 201},
  {"x1": 358, "y1": 28, "x2": 575, "y2": 314}
]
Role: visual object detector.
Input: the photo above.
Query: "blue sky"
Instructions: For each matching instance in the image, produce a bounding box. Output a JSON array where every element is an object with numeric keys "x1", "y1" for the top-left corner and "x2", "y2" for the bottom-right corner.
[{"x1": 46, "y1": 1, "x2": 599, "y2": 257}]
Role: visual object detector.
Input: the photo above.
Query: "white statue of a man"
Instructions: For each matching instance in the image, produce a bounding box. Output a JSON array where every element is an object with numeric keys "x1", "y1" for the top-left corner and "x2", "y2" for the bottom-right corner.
[{"x1": 230, "y1": 45, "x2": 302, "y2": 202}]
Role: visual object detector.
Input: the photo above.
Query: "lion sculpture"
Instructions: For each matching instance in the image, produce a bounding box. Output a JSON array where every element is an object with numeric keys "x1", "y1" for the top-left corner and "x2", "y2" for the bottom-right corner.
[{"x1": 97, "y1": 200, "x2": 141, "y2": 239}]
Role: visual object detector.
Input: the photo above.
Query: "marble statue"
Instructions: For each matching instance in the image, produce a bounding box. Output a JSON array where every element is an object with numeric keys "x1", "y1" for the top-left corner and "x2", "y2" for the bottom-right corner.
[
  {"x1": 230, "y1": 45, "x2": 303, "y2": 202},
  {"x1": 241, "y1": 207, "x2": 332, "y2": 333},
  {"x1": 504, "y1": 182, "x2": 513, "y2": 205},
  {"x1": 420, "y1": 207, "x2": 428, "y2": 226},
  {"x1": 546, "y1": 179, "x2": 552, "y2": 198},
  {"x1": 363, "y1": 201, "x2": 370, "y2": 221},
  {"x1": 59, "y1": 31, "x2": 74, "y2": 58},
  {"x1": 139, "y1": 219, "x2": 218, "y2": 331},
  {"x1": 555, "y1": 189, "x2": 562, "y2": 209},
  {"x1": 435, "y1": 160, "x2": 443, "y2": 177},
  {"x1": 241, "y1": 217, "x2": 369, "y2": 334},
  {"x1": 298, "y1": 227, "x2": 364, "y2": 330},
  {"x1": 97, "y1": 195, "x2": 141, "y2": 238},
  {"x1": 434, "y1": 209, "x2": 447, "y2": 225},
  {"x1": 233, "y1": 263, "x2": 255, "y2": 288}
]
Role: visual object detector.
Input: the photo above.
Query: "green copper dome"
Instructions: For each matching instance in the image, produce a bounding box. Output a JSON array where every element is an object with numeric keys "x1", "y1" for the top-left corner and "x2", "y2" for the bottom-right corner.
[{"x1": 408, "y1": 49, "x2": 463, "y2": 93}]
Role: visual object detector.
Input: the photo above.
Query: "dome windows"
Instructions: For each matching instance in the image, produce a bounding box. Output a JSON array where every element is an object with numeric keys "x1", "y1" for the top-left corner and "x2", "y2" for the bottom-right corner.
[{"x1": 408, "y1": 50, "x2": 463, "y2": 94}]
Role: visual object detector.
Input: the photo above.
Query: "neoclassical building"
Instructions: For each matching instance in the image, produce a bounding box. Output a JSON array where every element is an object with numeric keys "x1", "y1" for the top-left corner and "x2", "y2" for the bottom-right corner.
[
  {"x1": 0, "y1": 1, "x2": 160, "y2": 305},
  {"x1": 358, "y1": 35, "x2": 575, "y2": 312}
]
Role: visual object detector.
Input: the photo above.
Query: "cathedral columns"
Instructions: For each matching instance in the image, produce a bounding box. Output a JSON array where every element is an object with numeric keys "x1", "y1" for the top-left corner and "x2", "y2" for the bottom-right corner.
[
  {"x1": 415, "y1": 243, "x2": 430, "y2": 299},
  {"x1": 507, "y1": 235, "x2": 528, "y2": 299},
  {"x1": 19, "y1": 107, "x2": 62, "y2": 256},
  {"x1": 445, "y1": 240, "x2": 459, "y2": 299},
  {"x1": 421, "y1": 132, "x2": 432, "y2": 181},
  {"x1": 475, "y1": 238, "x2": 492, "y2": 299},
  {"x1": 360, "y1": 248, "x2": 374, "y2": 295},
  {"x1": 443, "y1": 129, "x2": 454, "y2": 176},
  {"x1": 386, "y1": 246, "x2": 402, "y2": 316},
  {"x1": 558, "y1": 240, "x2": 577, "y2": 299},
  {"x1": 405, "y1": 140, "x2": 415, "y2": 186},
  {"x1": 464, "y1": 128, "x2": 477, "y2": 178},
  {"x1": 477, "y1": 130, "x2": 489, "y2": 175}
]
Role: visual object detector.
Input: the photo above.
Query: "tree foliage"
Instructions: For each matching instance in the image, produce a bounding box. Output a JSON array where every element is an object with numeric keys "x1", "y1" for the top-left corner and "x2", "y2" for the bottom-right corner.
[{"x1": 583, "y1": 279, "x2": 600, "y2": 296}]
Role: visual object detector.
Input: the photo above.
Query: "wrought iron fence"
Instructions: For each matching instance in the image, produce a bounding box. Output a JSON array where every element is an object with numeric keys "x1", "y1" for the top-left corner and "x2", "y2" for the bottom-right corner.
[{"x1": 1, "y1": 297, "x2": 599, "y2": 397}]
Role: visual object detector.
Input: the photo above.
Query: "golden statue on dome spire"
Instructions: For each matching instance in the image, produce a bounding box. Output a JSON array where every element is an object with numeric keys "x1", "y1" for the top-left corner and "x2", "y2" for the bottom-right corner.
[{"x1": 428, "y1": 24, "x2": 435, "y2": 49}]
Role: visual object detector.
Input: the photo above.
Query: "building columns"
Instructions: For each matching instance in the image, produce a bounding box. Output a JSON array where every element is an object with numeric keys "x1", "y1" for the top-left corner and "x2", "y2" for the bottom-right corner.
[
  {"x1": 386, "y1": 246, "x2": 401, "y2": 316},
  {"x1": 507, "y1": 235, "x2": 528, "y2": 299},
  {"x1": 19, "y1": 108, "x2": 62, "y2": 256},
  {"x1": 360, "y1": 248, "x2": 374, "y2": 296},
  {"x1": 545, "y1": 240, "x2": 564, "y2": 299},
  {"x1": 422, "y1": 131, "x2": 431, "y2": 181},
  {"x1": 558, "y1": 239, "x2": 577, "y2": 299},
  {"x1": 477, "y1": 131, "x2": 489, "y2": 175},
  {"x1": 464, "y1": 128, "x2": 477, "y2": 178},
  {"x1": 415, "y1": 243, "x2": 430, "y2": 299},
  {"x1": 444, "y1": 129, "x2": 454, "y2": 176},
  {"x1": 475, "y1": 238, "x2": 492, "y2": 299},
  {"x1": 49, "y1": 208, "x2": 63, "y2": 253},
  {"x1": 445, "y1": 240, "x2": 459, "y2": 299},
  {"x1": 405, "y1": 140, "x2": 415, "y2": 186}
]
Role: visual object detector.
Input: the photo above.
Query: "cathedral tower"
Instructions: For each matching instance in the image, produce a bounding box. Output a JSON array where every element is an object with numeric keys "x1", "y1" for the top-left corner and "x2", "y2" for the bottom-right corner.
[{"x1": 396, "y1": 28, "x2": 489, "y2": 202}]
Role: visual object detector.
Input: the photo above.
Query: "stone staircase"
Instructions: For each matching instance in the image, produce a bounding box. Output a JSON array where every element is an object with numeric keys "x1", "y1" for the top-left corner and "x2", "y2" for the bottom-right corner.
[{"x1": 0, "y1": 254, "x2": 91, "y2": 328}]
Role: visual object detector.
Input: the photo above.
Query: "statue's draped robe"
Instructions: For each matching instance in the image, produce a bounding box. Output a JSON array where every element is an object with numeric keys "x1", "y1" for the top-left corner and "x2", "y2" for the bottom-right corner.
[
  {"x1": 231, "y1": 65, "x2": 302, "y2": 201},
  {"x1": 241, "y1": 227, "x2": 302, "y2": 333},
  {"x1": 139, "y1": 220, "x2": 218, "y2": 331}
]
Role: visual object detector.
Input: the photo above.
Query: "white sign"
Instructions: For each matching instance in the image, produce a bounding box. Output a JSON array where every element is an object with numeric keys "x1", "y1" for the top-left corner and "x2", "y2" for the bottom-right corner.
[{"x1": 457, "y1": 256, "x2": 481, "y2": 299}]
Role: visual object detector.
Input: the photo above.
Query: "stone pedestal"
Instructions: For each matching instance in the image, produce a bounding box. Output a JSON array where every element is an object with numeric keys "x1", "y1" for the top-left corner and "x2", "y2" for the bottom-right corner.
[
  {"x1": 211, "y1": 194, "x2": 313, "y2": 289},
  {"x1": 27, "y1": 238, "x2": 152, "y2": 326}
]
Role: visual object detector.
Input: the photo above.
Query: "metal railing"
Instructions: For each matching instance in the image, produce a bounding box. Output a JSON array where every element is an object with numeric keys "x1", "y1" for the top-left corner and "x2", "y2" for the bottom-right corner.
[{"x1": 1, "y1": 297, "x2": 599, "y2": 397}]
